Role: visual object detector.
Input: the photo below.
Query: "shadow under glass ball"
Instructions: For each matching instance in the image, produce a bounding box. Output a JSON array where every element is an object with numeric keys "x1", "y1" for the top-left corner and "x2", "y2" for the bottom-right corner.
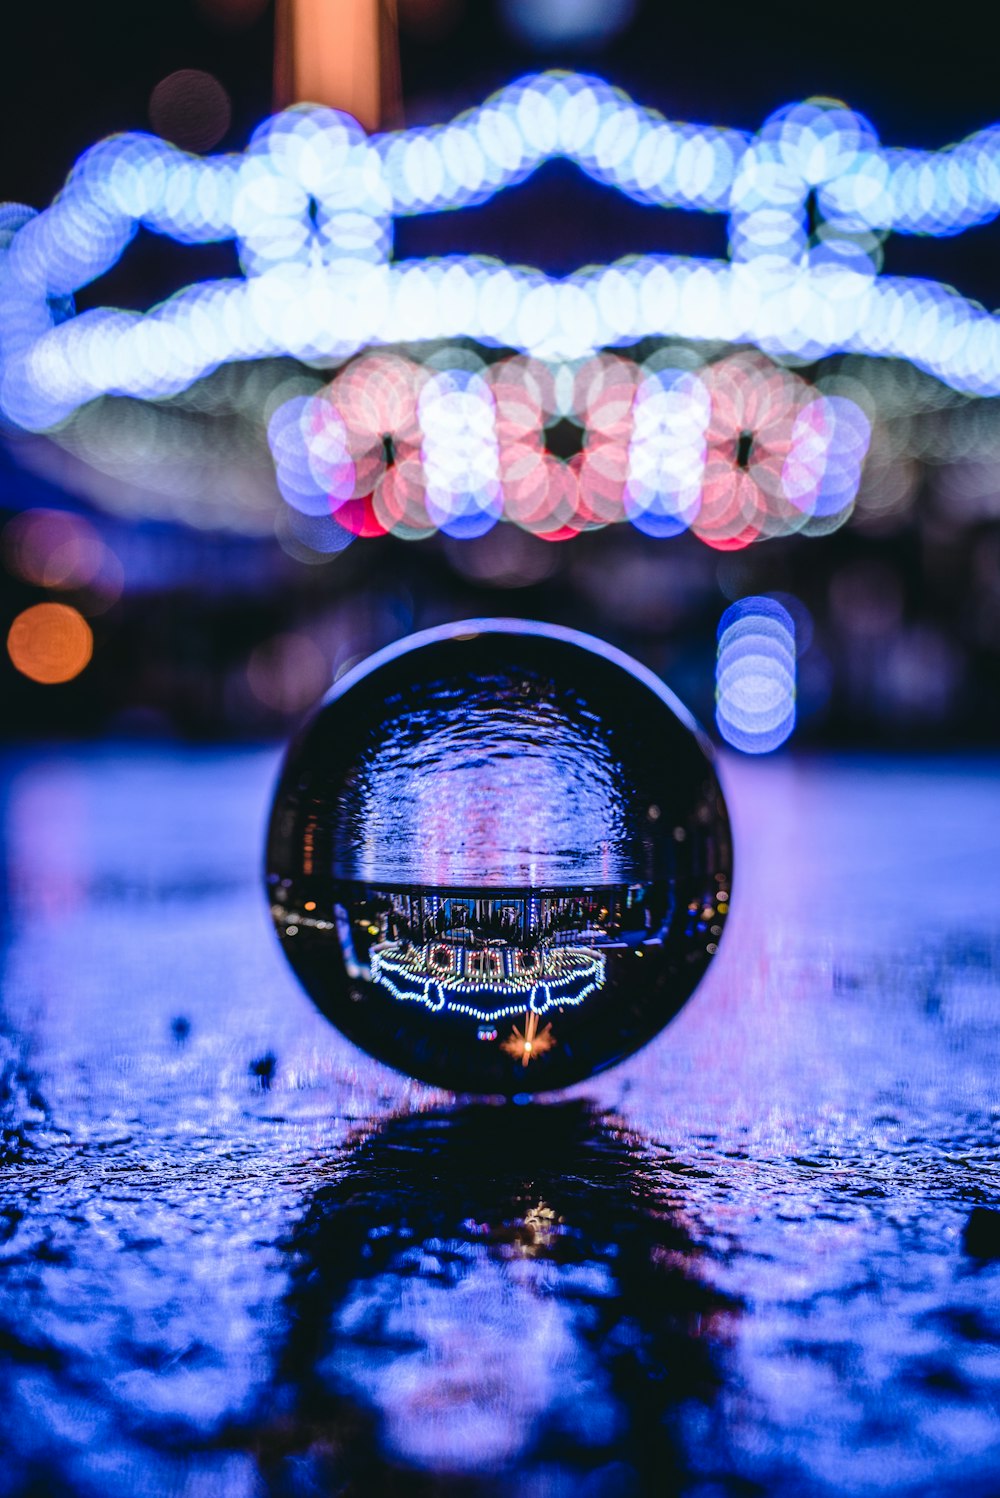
[{"x1": 266, "y1": 620, "x2": 732, "y2": 1094}]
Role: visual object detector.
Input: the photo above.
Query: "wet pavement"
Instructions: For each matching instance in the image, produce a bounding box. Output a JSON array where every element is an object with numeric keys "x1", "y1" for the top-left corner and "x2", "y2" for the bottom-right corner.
[{"x1": 0, "y1": 745, "x2": 998, "y2": 1496}]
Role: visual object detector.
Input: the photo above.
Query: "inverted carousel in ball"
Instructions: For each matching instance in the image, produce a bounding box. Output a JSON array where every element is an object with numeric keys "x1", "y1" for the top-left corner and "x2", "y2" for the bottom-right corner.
[{"x1": 266, "y1": 619, "x2": 732, "y2": 1094}]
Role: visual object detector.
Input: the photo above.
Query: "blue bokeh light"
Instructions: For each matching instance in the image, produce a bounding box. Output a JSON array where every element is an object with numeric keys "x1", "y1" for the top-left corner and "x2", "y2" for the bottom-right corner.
[
  {"x1": 500, "y1": 0, "x2": 637, "y2": 49},
  {"x1": 4, "y1": 71, "x2": 1000, "y2": 441},
  {"x1": 716, "y1": 596, "x2": 797, "y2": 753}
]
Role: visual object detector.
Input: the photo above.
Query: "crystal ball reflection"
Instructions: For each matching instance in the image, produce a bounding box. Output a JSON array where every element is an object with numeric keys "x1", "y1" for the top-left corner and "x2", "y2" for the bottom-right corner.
[{"x1": 266, "y1": 620, "x2": 732, "y2": 1094}]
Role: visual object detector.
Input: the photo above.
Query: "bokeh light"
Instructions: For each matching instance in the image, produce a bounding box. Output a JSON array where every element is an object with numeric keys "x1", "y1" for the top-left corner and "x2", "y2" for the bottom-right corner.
[
  {"x1": 265, "y1": 348, "x2": 869, "y2": 550},
  {"x1": 0, "y1": 67, "x2": 991, "y2": 747},
  {"x1": 148, "y1": 70, "x2": 233, "y2": 153},
  {"x1": 247, "y1": 631, "x2": 330, "y2": 713},
  {"x1": 499, "y1": 0, "x2": 637, "y2": 50},
  {"x1": 7, "y1": 603, "x2": 94, "y2": 685},
  {"x1": 715, "y1": 596, "x2": 796, "y2": 753},
  {"x1": 2, "y1": 508, "x2": 123, "y2": 609},
  {"x1": 6, "y1": 70, "x2": 1000, "y2": 442}
]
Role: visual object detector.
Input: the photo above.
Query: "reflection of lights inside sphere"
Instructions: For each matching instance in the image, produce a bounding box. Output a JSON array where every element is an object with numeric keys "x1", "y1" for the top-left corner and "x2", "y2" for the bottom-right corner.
[
  {"x1": 7, "y1": 603, "x2": 94, "y2": 684},
  {"x1": 266, "y1": 620, "x2": 732, "y2": 1093},
  {"x1": 715, "y1": 597, "x2": 796, "y2": 753}
]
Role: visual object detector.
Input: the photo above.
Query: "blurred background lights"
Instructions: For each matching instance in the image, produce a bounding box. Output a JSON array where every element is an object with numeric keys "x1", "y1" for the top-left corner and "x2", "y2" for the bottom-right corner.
[
  {"x1": 10, "y1": 72, "x2": 1000, "y2": 439},
  {"x1": 246, "y1": 630, "x2": 329, "y2": 713},
  {"x1": 500, "y1": 0, "x2": 638, "y2": 50},
  {"x1": 148, "y1": 70, "x2": 233, "y2": 153},
  {"x1": 5, "y1": 509, "x2": 103, "y2": 590},
  {"x1": 7, "y1": 602, "x2": 94, "y2": 684},
  {"x1": 0, "y1": 54, "x2": 996, "y2": 745},
  {"x1": 2, "y1": 508, "x2": 125, "y2": 611},
  {"x1": 715, "y1": 596, "x2": 797, "y2": 753},
  {"x1": 264, "y1": 348, "x2": 870, "y2": 550}
]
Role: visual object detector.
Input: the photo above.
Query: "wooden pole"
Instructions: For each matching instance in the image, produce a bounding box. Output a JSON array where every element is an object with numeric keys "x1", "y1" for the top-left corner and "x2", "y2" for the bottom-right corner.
[{"x1": 274, "y1": 0, "x2": 401, "y2": 131}]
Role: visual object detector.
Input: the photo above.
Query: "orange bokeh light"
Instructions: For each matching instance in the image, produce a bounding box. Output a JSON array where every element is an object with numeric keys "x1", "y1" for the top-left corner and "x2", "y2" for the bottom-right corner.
[{"x1": 7, "y1": 604, "x2": 94, "y2": 685}]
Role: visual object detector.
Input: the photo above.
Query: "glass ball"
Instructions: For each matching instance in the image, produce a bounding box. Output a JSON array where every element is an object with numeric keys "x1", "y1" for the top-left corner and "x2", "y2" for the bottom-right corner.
[{"x1": 266, "y1": 620, "x2": 732, "y2": 1094}]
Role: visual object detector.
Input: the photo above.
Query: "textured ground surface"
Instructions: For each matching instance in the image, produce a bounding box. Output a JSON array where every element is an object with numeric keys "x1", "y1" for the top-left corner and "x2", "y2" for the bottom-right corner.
[{"x1": 0, "y1": 745, "x2": 998, "y2": 1496}]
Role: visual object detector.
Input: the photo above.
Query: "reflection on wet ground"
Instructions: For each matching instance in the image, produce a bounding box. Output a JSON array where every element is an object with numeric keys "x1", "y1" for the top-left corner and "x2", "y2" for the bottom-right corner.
[
  {"x1": 0, "y1": 747, "x2": 998, "y2": 1495},
  {"x1": 261, "y1": 1104, "x2": 731, "y2": 1496}
]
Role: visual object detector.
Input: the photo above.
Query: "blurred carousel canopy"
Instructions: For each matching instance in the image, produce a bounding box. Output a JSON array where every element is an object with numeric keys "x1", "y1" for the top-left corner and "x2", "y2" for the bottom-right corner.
[{"x1": 2, "y1": 72, "x2": 1000, "y2": 555}]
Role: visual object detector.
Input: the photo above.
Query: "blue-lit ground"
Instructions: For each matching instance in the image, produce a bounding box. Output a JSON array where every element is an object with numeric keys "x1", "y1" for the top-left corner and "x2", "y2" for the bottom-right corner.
[{"x1": 0, "y1": 747, "x2": 998, "y2": 1495}]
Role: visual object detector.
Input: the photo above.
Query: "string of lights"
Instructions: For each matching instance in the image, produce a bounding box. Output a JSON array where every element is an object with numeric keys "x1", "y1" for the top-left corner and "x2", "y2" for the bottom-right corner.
[
  {"x1": 5, "y1": 71, "x2": 1000, "y2": 438},
  {"x1": 369, "y1": 941, "x2": 606, "y2": 1023},
  {"x1": 267, "y1": 347, "x2": 871, "y2": 547}
]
